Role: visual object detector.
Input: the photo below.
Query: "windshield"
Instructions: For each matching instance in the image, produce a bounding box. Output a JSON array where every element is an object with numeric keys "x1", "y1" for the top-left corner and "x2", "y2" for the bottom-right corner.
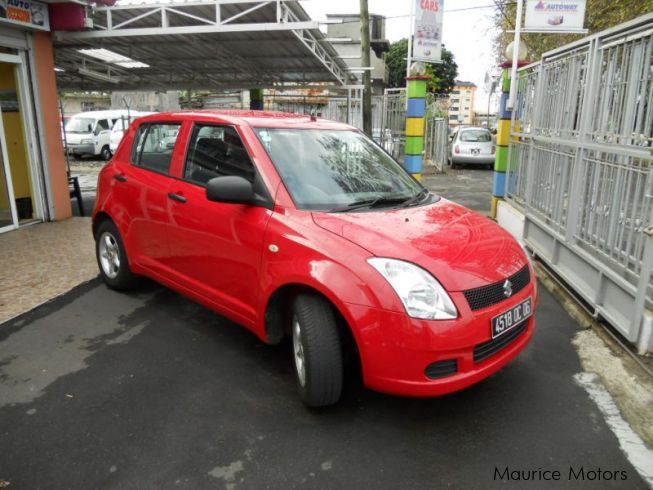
[
  {"x1": 255, "y1": 128, "x2": 424, "y2": 211},
  {"x1": 460, "y1": 129, "x2": 491, "y2": 142},
  {"x1": 65, "y1": 117, "x2": 95, "y2": 133}
]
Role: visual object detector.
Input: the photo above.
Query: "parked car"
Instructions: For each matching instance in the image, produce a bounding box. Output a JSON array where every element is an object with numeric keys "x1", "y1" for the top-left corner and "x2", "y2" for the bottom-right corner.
[
  {"x1": 109, "y1": 112, "x2": 156, "y2": 154},
  {"x1": 65, "y1": 110, "x2": 131, "y2": 160},
  {"x1": 448, "y1": 126, "x2": 496, "y2": 169},
  {"x1": 92, "y1": 110, "x2": 538, "y2": 407}
]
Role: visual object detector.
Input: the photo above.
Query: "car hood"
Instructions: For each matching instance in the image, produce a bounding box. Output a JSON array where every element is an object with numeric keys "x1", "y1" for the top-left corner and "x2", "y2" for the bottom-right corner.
[{"x1": 312, "y1": 198, "x2": 527, "y2": 292}]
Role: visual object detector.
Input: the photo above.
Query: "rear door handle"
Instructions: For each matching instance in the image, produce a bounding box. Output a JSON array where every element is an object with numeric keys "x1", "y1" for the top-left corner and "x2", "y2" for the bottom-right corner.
[
  {"x1": 113, "y1": 174, "x2": 127, "y2": 182},
  {"x1": 168, "y1": 192, "x2": 187, "y2": 204}
]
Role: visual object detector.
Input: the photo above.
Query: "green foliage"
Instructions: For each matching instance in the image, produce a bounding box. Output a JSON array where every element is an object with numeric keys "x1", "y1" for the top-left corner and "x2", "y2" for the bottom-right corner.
[
  {"x1": 493, "y1": 0, "x2": 653, "y2": 62},
  {"x1": 385, "y1": 38, "x2": 458, "y2": 95}
]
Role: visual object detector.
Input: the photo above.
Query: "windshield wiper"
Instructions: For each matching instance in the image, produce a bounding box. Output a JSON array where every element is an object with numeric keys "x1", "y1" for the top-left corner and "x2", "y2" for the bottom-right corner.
[
  {"x1": 330, "y1": 195, "x2": 410, "y2": 213},
  {"x1": 400, "y1": 188, "x2": 429, "y2": 208}
]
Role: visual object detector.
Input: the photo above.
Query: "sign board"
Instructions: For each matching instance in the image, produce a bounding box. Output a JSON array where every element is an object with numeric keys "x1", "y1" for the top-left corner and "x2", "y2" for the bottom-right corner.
[
  {"x1": 413, "y1": 0, "x2": 443, "y2": 63},
  {"x1": 524, "y1": 0, "x2": 587, "y2": 33},
  {"x1": 0, "y1": 0, "x2": 50, "y2": 32}
]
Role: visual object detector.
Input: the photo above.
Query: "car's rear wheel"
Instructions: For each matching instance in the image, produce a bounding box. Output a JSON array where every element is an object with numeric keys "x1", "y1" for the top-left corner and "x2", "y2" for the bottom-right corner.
[
  {"x1": 292, "y1": 294, "x2": 343, "y2": 407},
  {"x1": 95, "y1": 220, "x2": 137, "y2": 290}
]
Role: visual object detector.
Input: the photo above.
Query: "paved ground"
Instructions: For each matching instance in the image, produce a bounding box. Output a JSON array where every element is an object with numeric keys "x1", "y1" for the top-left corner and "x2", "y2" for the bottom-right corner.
[
  {"x1": 0, "y1": 218, "x2": 96, "y2": 324},
  {"x1": 0, "y1": 277, "x2": 647, "y2": 489},
  {"x1": 423, "y1": 166, "x2": 494, "y2": 214}
]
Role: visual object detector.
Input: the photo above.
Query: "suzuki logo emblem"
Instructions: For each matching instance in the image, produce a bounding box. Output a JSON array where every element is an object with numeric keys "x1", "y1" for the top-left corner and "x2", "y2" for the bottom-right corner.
[{"x1": 503, "y1": 280, "x2": 513, "y2": 298}]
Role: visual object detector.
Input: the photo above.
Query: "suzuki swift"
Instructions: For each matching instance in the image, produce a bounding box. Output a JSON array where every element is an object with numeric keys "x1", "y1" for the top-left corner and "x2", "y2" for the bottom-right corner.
[{"x1": 93, "y1": 110, "x2": 538, "y2": 407}]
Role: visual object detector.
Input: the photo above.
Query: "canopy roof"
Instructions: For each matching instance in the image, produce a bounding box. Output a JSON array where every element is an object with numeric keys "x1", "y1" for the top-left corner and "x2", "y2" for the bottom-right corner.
[{"x1": 53, "y1": 1, "x2": 352, "y2": 91}]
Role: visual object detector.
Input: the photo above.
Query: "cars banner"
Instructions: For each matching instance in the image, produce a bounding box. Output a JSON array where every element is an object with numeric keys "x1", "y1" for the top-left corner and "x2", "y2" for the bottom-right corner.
[{"x1": 412, "y1": 0, "x2": 443, "y2": 63}]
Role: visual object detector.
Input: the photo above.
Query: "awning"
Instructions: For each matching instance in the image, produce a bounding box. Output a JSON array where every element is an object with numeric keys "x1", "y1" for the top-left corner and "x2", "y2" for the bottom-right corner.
[{"x1": 53, "y1": 1, "x2": 352, "y2": 91}]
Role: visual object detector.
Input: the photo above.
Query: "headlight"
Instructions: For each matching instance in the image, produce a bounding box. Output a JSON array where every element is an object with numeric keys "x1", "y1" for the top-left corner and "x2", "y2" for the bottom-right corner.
[
  {"x1": 80, "y1": 139, "x2": 94, "y2": 144},
  {"x1": 368, "y1": 258, "x2": 458, "y2": 320}
]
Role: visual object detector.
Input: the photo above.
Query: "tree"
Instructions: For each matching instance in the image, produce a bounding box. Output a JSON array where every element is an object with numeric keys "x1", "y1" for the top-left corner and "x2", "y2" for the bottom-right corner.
[
  {"x1": 385, "y1": 38, "x2": 458, "y2": 95},
  {"x1": 493, "y1": 0, "x2": 653, "y2": 62}
]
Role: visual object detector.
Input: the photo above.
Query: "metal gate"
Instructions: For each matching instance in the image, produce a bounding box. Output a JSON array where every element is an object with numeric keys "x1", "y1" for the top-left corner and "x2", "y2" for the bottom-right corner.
[
  {"x1": 425, "y1": 117, "x2": 449, "y2": 171},
  {"x1": 380, "y1": 88, "x2": 406, "y2": 159},
  {"x1": 503, "y1": 13, "x2": 653, "y2": 352}
]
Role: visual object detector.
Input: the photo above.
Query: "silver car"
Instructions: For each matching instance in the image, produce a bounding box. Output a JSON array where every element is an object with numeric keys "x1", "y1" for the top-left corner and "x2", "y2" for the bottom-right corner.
[{"x1": 447, "y1": 126, "x2": 495, "y2": 169}]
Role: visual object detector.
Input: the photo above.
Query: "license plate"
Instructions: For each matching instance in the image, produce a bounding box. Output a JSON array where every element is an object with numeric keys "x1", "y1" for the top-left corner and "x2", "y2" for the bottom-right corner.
[
  {"x1": 471, "y1": 148, "x2": 480, "y2": 155},
  {"x1": 491, "y1": 298, "x2": 532, "y2": 339}
]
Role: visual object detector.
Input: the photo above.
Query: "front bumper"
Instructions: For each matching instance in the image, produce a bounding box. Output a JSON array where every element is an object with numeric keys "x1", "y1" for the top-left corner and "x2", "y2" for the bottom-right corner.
[
  {"x1": 66, "y1": 143, "x2": 95, "y2": 156},
  {"x1": 346, "y1": 278, "x2": 538, "y2": 397}
]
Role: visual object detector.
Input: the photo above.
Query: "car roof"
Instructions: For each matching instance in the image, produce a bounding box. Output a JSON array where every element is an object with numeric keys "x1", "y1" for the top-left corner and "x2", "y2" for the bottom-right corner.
[
  {"x1": 135, "y1": 109, "x2": 357, "y2": 131},
  {"x1": 459, "y1": 126, "x2": 490, "y2": 131},
  {"x1": 70, "y1": 110, "x2": 131, "y2": 119}
]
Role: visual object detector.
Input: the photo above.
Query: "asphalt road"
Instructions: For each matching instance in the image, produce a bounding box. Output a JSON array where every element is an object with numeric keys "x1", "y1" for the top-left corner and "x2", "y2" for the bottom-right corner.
[
  {"x1": 422, "y1": 166, "x2": 494, "y2": 215},
  {"x1": 0, "y1": 278, "x2": 647, "y2": 489}
]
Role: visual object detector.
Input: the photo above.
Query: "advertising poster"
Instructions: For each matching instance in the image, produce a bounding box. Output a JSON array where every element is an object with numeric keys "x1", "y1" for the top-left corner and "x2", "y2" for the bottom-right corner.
[
  {"x1": 0, "y1": 0, "x2": 50, "y2": 31},
  {"x1": 413, "y1": 0, "x2": 443, "y2": 63},
  {"x1": 524, "y1": 0, "x2": 586, "y2": 32}
]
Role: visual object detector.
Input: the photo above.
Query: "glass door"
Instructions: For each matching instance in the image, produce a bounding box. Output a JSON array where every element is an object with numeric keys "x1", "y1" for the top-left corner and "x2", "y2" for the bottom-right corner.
[
  {"x1": 0, "y1": 118, "x2": 18, "y2": 232},
  {"x1": 0, "y1": 52, "x2": 39, "y2": 232}
]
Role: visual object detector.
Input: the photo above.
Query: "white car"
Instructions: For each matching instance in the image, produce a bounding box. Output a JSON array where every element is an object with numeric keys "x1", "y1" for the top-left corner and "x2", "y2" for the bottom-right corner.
[
  {"x1": 109, "y1": 112, "x2": 156, "y2": 154},
  {"x1": 447, "y1": 126, "x2": 495, "y2": 169},
  {"x1": 65, "y1": 110, "x2": 131, "y2": 160}
]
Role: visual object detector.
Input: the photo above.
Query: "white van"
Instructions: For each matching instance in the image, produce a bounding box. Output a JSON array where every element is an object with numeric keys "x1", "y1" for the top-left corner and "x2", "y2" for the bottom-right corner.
[
  {"x1": 64, "y1": 110, "x2": 131, "y2": 160},
  {"x1": 109, "y1": 112, "x2": 155, "y2": 154}
]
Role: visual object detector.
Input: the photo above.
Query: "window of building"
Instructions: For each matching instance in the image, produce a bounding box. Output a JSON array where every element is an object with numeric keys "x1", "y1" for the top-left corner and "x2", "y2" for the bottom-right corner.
[
  {"x1": 132, "y1": 123, "x2": 181, "y2": 174},
  {"x1": 450, "y1": 106, "x2": 459, "y2": 112},
  {"x1": 184, "y1": 124, "x2": 255, "y2": 185}
]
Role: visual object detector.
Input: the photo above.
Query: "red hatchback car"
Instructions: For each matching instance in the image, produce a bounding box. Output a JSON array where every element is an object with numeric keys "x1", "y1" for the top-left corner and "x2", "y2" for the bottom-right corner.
[{"x1": 93, "y1": 110, "x2": 538, "y2": 407}]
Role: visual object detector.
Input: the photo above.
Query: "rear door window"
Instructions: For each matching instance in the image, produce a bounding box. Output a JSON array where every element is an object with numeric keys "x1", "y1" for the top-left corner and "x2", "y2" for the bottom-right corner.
[{"x1": 131, "y1": 123, "x2": 181, "y2": 174}]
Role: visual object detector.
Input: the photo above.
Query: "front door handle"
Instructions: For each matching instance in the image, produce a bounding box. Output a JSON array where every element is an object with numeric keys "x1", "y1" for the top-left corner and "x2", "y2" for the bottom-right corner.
[
  {"x1": 113, "y1": 174, "x2": 127, "y2": 182},
  {"x1": 168, "y1": 192, "x2": 187, "y2": 204}
]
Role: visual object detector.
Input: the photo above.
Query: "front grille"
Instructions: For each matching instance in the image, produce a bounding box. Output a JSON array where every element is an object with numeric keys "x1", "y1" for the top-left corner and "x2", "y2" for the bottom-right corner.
[
  {"x1": 474, "y1": 321, "x2": 528, "y2": 363},
  {"x1": 463, "y1": 266, "x2": 530, "y2": 311},
  {"x1": 425, "y1": 359, "x2": 458, "y2": 379}
]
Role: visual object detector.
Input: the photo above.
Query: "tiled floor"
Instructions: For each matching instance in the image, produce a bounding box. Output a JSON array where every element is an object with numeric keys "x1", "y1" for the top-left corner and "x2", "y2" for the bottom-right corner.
[{"x1": 0, "y1": 218, "x2": 98, "y2": 324}]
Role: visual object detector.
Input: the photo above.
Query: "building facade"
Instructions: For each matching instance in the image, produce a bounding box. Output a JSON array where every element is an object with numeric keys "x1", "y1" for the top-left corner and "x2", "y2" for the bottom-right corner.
[
  {"x1": 0, "y1": 9, "x2": 71, "y2": 233},
  {"x1": 447, "y1": 80, "x2": 477, "y2": 126}
]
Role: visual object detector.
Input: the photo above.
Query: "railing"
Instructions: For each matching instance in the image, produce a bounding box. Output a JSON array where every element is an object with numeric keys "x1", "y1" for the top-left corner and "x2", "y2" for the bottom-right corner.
[{"x1": 504, "y1": 13, "x2": 653, "y2": 352}]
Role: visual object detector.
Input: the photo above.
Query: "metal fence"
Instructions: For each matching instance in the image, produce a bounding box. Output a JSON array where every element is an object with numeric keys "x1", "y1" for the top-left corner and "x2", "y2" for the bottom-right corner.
[
  {"x1": 425, "y1": 117, "x2": 449, "y2": 171},
  {"x1": 504, "y1": 13, "x2": 653, "y2": 352}
]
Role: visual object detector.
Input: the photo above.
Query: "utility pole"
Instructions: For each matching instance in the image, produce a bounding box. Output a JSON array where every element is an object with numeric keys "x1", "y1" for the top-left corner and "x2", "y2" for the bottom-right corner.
[{"x1": 360, "y1": 0, "x2": 372, "y2": 135}]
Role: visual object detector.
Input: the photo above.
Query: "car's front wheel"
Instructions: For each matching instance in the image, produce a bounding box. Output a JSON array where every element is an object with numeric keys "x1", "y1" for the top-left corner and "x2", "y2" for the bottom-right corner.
[
  {"x1": 292, "y1": 294, "x2": 343, "y2": 407},
  {"x1": 100, "y1": 145, "x2": 112, "y2": 161},
  {"x1": 95, "y1": 220, "x2": 137, "y2": 290}
]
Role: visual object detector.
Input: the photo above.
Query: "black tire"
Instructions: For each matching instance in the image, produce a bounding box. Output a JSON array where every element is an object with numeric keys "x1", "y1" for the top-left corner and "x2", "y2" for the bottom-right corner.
[
  {"x1": 100, "y1": 145, "x2": 112, "y2": 161},
  {"x1": 450, "y1": 159, "x2": 458, "y2": 169},
  {"x1": 95, "y1": 220, "x2": 137, "y2": 290},
  {"x1": 292, "y1": 294, "x2": 344, "y2": 407}
]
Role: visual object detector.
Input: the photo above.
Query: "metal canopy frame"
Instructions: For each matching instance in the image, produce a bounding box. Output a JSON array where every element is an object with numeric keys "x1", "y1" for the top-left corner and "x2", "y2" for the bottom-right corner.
[{"x1": 53, "y1": 0, "x2": 351, "y2": 91}]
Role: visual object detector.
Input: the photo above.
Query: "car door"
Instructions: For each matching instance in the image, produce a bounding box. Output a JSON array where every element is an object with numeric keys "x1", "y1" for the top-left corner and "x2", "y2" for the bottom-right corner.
[
  {"x1": 111, "y1": 121, "x2": 183, "y2": 277},
  {"x1": 95, "y1": 118, "x2": 111, "y2": 155},
  {"x1": 164, "y1": 123, "x2": 274, "y2": 325}
]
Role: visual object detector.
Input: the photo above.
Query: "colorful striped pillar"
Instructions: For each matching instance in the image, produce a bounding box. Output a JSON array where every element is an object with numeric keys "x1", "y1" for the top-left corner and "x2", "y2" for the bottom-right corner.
[
  {"x1": 491, "y1": 67, "x2": 518, "y2": 218},
  {"x1": 404, "y1": 76, "x2": 429, "y2": 181}
]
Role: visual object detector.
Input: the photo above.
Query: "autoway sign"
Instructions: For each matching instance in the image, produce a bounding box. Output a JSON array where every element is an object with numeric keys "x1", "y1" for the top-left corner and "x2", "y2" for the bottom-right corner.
[{"x1": 524, "y1": 0, "x2": 587, "y2": 33}]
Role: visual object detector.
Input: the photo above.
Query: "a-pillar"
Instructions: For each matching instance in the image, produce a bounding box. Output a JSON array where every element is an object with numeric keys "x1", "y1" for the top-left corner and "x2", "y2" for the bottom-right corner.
[{"x1": 404, "y1": 75, "x2": 429, "y2": 181}]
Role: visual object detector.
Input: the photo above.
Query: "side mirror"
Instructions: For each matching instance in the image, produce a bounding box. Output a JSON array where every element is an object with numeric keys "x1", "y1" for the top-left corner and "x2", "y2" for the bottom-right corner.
[
  {"x1": 206, "y1": 176, "x2": 254, "y2": 205},
  {"x1": 93, "y1": 127, "x2": 101, "y2": 136}
]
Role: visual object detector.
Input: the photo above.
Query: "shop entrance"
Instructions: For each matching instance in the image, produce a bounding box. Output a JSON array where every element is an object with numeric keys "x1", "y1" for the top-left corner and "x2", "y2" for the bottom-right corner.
[{"x1": 0, "y1": 52, "x2": 40, "y2": 232}]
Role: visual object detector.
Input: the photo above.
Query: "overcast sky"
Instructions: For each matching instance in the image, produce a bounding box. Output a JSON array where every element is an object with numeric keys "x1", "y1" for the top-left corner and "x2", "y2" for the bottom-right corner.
[{"x1": 302, "y1": 0, "x2": 502, "y2": 110}]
